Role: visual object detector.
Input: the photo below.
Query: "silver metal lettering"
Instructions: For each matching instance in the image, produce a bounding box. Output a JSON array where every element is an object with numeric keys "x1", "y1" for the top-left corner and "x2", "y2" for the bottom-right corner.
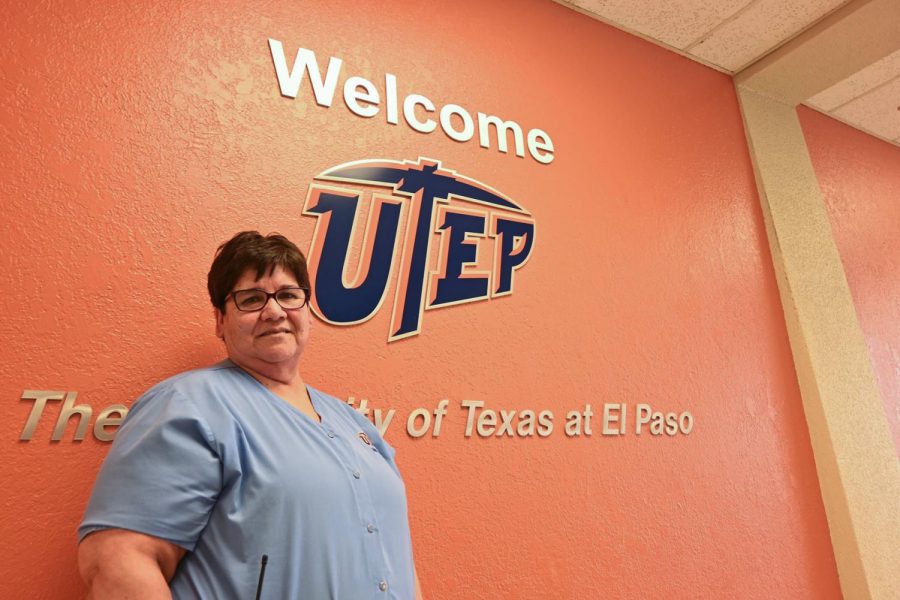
[
  {"x1": 93, "y1": 404, "x2": 128, "y2": 442},
  {"x1": 52, "y1": 392, "x2": 91, "y2": 441},
  {"x1": 20, "y1": 390, "x2": 65, "y2": 440}
]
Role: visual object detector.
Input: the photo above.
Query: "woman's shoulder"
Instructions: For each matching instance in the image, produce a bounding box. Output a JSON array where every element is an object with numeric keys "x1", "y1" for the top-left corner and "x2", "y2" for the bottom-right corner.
[
  {"x1": 151, "y1": 359, "x2": 238, "y2": 388},
  {"x1": 132, "y1": 360, "x2": 245, "y2": 413}
]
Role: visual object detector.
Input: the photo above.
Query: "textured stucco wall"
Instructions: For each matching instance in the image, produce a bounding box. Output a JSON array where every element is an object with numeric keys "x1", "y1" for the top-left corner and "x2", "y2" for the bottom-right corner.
[
  {"x1": 800, "y1": 106, "x2": 900, "y2": 455},
  {"x1": 0, "y1": 1, "x2": 841, "y2": 598}
]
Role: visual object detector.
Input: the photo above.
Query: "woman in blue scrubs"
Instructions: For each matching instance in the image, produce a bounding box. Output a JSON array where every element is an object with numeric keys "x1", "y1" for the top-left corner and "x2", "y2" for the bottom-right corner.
[{"x1": 78, "y1": 231, "x2": 423, "y2": 599}]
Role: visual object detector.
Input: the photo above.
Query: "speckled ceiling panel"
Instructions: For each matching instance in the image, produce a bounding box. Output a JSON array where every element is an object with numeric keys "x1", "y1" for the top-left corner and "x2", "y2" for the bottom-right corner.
[
  {"x1": 688, "y1": 0, "x2": 849, "y2": 72},
  {"x1": 807, "y1": 49, "x2": 900, "y2": 111},
  {"x1": 830, "y1": 76, "x2": 900, "y2": 142},
  {"x1": 568, "y1": 0, "x2": 748, "y2": 49}
]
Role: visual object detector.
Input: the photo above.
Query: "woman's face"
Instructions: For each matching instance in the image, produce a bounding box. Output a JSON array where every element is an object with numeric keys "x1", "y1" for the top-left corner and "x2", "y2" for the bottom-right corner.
[{"x1": 215, "y1": 265, "x2": 311, "y2": 373}]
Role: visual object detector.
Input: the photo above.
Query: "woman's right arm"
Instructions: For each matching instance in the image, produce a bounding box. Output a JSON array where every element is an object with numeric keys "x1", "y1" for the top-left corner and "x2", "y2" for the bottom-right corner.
[{"x1": 78, "y1": 529, "x2": 186, "y2": 599}]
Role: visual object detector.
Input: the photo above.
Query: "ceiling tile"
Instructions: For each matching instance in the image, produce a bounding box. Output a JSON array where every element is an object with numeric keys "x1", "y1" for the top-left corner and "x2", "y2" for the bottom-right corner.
[
  {"x1": 689, "y1": 0, "x2": 848, "y2": 72},
  {"x1": 807, "y1": 49, "x2": 900, "y2": 111},
  {"x1": 831, "y1": 76, "x2": 900, "y2": 141},
  {"x1": 568, "y1": 0, "x2": 749, "y2": 49}
]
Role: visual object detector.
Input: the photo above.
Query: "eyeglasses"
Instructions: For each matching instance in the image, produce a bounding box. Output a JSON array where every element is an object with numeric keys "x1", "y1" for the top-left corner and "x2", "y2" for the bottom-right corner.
[{"x1": 229, "y1": 287, "x2": 310, "y2": 312}]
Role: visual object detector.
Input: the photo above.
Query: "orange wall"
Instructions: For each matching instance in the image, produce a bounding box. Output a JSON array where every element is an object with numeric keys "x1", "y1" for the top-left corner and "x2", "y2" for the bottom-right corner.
[
  {"x1": 1, "y1": 1, "x2": 842, "y2": 598},
  {"x1": 799, "y1": 106, "x2": 900, "y2": 455}
]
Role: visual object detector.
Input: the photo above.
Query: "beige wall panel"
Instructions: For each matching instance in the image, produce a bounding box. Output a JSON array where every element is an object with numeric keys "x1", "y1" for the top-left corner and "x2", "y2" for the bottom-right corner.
[
  {"x1": 737, "y1": 86, "x2": 900, "y2": 600},
  {"x1": 807, "y1": 48, "x2": 900, "y2": 111},
  {"x1": 692, "y1": 0, "x2": 847, "y2": 71}
]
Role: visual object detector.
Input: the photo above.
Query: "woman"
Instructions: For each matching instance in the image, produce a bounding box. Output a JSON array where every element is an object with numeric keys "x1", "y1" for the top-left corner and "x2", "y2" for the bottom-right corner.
[{"x1": 78, "y1": 231, "x2": 422, "y2": 599}]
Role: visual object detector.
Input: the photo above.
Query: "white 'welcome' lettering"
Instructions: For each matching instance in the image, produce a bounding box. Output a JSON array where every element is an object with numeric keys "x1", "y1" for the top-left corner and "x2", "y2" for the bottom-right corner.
[{"x1": 267, "y1": 39, "x2": 555, "y2": 165}]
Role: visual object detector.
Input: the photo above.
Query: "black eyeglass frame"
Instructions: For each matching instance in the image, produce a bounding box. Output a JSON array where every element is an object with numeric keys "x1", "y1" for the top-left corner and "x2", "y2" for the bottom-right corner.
[{"x1": 228, "y1": 287, "x2": 311, "y2": 312}]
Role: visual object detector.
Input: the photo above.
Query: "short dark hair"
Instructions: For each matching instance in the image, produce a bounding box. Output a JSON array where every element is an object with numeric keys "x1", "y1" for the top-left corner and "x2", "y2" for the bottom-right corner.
[{"x1": 207, "y1": 231, "x2": 310, "y2": 311}]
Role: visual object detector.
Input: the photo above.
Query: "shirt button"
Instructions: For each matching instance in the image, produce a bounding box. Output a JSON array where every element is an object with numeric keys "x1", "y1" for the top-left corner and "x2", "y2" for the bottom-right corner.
[
  {"x1": 327, "y1": 431, "x2": 336, "y2": 438},
  {"x1": 379, "y1": 580, "x2": 388, "y2": 592},
  {"x1": 367, "y1": 523, "x2": 376, "y2": 533},
  {"x1": 352, "y1": 471, "x2": 361, "y2": 479}
]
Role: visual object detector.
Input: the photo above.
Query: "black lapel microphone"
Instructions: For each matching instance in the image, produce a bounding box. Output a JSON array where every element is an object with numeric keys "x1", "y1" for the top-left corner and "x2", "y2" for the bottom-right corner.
[{"x1": 254, "y1": 554, "x2": 269, "y2": 600}]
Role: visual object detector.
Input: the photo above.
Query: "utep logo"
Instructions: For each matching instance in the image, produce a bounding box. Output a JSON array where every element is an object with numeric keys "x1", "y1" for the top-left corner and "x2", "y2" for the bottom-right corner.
[{"x1": 303, "y1": 157, "x2": 536, "y2": 342}]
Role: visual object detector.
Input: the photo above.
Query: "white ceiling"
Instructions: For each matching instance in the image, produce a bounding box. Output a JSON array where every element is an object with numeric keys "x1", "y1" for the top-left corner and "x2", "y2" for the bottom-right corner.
[{"x1": 558, "y1": 0, "x2": 900, "y2": 146}]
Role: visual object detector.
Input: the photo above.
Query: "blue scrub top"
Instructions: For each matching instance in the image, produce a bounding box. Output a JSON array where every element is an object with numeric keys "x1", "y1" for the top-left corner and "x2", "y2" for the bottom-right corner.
[{"x1": 79, "y1": 360, "x2": 415, "y2": 599}]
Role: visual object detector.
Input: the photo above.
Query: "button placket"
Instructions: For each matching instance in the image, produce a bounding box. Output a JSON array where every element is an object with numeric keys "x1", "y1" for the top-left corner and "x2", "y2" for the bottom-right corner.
[{"x1": 332, "y1": 418, "x2": 392, "y2": 595}]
